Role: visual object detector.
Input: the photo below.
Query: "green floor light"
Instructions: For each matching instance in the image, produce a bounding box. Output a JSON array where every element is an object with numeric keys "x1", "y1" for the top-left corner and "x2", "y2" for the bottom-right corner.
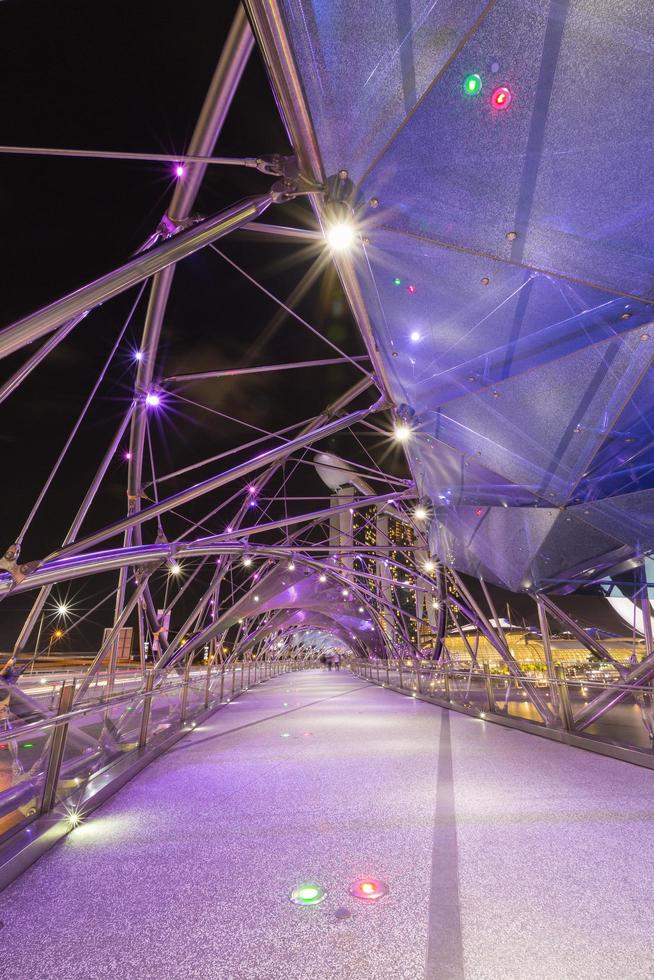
[{"x1": 290, "y1": 882, "x2": 327, "y2": 906}]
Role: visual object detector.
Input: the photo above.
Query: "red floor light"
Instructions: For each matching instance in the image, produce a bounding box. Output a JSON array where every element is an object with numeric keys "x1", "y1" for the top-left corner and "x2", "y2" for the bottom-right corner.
[
  {"x1": 491, "y1": 86, "x2": 512, "y2": 110},
  {"x1": 349, "y1": 877, "x2": 389, "y2": 901}
]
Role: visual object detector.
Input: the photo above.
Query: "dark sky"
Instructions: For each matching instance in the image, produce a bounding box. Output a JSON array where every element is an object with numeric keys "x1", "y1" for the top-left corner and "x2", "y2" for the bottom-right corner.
[
  {"x1": 0, "y1": 1, "x2": 628, "y2": 649},
  {"x1": 0, "y1": 0, "x2": 377, "y2": 649}
]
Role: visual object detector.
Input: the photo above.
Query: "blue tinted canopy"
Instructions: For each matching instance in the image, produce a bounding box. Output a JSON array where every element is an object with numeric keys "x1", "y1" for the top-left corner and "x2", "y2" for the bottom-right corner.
[{"x1": 263, "y1": 0, "x2": 654, "y2": 591}]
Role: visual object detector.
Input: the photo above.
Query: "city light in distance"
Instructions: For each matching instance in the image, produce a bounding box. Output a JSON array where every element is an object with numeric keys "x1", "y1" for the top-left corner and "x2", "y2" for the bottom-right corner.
[
  {"x1": 169, "y1": 562, "x2": 181, "y2": 576},
  {"x1": 423, "y1": 560, "x2": 436, "y2": 574},
  {"x1": 326, "y1": 221, "x2": 356, "y2": 252},
  {"x1": 56, "y1": 603, "x2": 69, "y2": 616}
]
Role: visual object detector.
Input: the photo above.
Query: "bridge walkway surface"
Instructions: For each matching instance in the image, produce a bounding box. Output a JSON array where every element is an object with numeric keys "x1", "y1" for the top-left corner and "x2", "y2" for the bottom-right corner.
[{"x1": 1, "y1": 669, "x2": 653, "y2": 980}]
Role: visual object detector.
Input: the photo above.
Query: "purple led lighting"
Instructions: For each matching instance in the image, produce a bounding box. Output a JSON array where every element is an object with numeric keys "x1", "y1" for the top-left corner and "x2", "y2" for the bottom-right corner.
[
  {"x1": 123, "y1": 451, "x2": 132, "y2": 461},
  {"x1": 134, "y1": 350, "x2": 143, "y2": 362},
  {"x1": 145, "y1": 392, "x2": 161, "y2": 407},
  {"x1": 410, "y1": 330, "x2": 421, "y2": 343},
  {"x1": 175, "y1": 164, "x2": 185, "y2": 178},
  {"x1": 248, "y1": 485, "x2": 257, "y2": 495}
]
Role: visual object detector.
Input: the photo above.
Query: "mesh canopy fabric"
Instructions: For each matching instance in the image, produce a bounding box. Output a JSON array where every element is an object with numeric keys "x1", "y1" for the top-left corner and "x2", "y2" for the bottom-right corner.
[{"x1": 278, "y1": 0, "x2": 654, "y2": 590}]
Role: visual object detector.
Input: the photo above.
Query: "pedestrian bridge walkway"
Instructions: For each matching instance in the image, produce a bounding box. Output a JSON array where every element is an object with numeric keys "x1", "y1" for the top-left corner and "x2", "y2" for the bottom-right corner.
[{"x1": 2, "y1": 669, "x2": 653, "y2": 980}]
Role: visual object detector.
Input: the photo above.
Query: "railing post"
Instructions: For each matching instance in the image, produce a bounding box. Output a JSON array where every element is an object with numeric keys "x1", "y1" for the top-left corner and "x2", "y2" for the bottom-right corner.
[
  {"x1": 138, "y1": 669, "x2": 155, "y2": 749},
  {"x1": 180, "y1": 659, "x2": 191, "y2": 724},
  {"x1": 232, "y1": 660, "x2": 237, "y2": 695},
  {"x1": 219, "y1": 663, "x2": 226, "y2": 702},
  {"x1": 376, "y1": 661, "x2": 381, "y2": 684},
  {"x1": 40, "y1": 680, "x2": 76, "y2": 815},
  {"x1": 397, "y1": 659, "x2": 403, "y2": 689},
  {"x1": 204, "y1": 658, "x2": 213, "y2": 709},
  {"x1": 247, "y1": 659, "x2": 252, "y2": 688},
  {"x1": 483, "y1": 662, "x2": 494, "y2": 712},
  {"x1": 443, "y1": 663, "x2": 451, "y2": 702},
  {"x1": 556, "y1": 665, "x2": 574, "y2": 731},
  {"x1": 385, "y1": 660, "x2": 390, "y2": 685}
]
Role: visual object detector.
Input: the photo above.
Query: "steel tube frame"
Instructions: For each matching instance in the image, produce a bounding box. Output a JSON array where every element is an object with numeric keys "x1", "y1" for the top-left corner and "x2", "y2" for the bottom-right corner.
[
  {"x1": 243, "y1": 0, "x2": 396, "y2": 402},
  {"x1": 447, "y1": 569, "x2": 557, "y2": 725},
  {"x1": 0, "y1": 195, "x2": 272, "y2": 361},
  {"x1": 0, "y1": 313, "x2": 87, "y2": 405},
  {"x1": 13, "y1": 402, "x2": 136, "y2": 653},
  {"x1": 45, "y1": 398, "x2": 383, "y2": 563},
  {"x1": 120, "y1": 7, "x2": 255, "y2": 638}
]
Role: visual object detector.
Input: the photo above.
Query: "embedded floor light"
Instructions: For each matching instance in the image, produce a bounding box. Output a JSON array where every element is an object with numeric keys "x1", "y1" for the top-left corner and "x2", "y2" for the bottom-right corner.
[
  {"x1": 319, "y1": 573, "x2": 327, "y2": 583},
  {"x1": 349, "y1": 878, "x2": 388, "y2": 902},
  {"x1": 290, "y1": 882, "x2": 327, "y2": 906}
]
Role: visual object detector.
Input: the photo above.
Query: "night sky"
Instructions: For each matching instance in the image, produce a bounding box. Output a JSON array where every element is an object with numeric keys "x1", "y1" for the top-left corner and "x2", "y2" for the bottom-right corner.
[
  {"x1": 0, "y1": 0, "x2": 378, "y2": 649},
  {"x1": 0, "y1": 1, "x2": 627, "y2": 649}
]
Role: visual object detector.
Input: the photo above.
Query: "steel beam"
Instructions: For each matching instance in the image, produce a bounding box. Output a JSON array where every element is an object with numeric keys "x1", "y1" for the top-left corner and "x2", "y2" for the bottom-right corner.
[
  {"x1": 243, "y1": 0, "x2": 396, "y2": 402},
  {"x1": 0, "y1": 195, "x2": 272, "y2": 361},
  {"x1": 46, "y1": 398, "x2": 383, "y2": 562}
]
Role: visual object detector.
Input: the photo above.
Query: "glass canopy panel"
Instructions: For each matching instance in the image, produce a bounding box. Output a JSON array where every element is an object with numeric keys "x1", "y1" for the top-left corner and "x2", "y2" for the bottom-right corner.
[
  {"x1": 574, "y1": 367, "x2": 654, "y2": 501},
  {"x1": 430, "y1": 505, "x2": 628, "y2": 592},
  {"x1": 275, "y1": 0, "x2": 654, "y2": 588},
  {"x1": 578, "y1": 490, "x2": 654, "y2": 553},
  {"x1": 413, "y1": 328, "x2": 652, "y2": 506},
  {"x1": 356, "y1": 0, "x2": 654, "y2": 300},
  {"x1": 353, "y1": 231, "x2": 653, "y2": 413},
  {"x1": 280, "y1": 0, "x2": 490, "y2": 180}
]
